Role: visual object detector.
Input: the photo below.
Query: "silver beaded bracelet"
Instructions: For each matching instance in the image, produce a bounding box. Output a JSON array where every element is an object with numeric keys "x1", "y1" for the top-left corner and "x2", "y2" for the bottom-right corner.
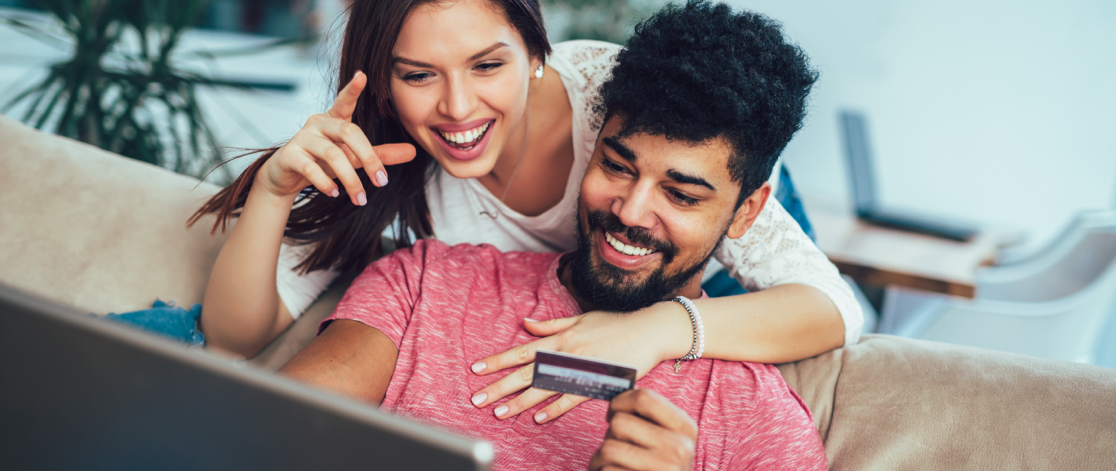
[{"x1": 672, "y1": 295, "x2": 704, "y2": 373}]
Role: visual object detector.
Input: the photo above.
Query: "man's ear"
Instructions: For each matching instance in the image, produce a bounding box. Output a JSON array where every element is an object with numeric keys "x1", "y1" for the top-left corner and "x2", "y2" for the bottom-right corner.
[{"x1": 726, "y1": 182, "x2": 771, "y2": 239}]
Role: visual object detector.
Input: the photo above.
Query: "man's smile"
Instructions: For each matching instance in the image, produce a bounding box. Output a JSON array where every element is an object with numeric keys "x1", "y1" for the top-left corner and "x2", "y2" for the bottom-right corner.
[
  {"x1": 596, "y1": 230, "x2": 664, "y2": 271},
  {"x1": 605, "y1": 231, "x2": 657, "y2": 256}
]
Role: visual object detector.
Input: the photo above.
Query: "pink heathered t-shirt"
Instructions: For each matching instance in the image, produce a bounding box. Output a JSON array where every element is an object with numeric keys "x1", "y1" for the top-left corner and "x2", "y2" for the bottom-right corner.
[{"x1": 323, "y1": 239, "x2": 827, "y2": 471}]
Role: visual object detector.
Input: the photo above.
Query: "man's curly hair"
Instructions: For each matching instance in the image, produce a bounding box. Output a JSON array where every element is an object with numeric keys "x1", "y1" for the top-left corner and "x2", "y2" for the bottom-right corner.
[{"x1": 595, "y1": 0, "x2": 819, "y2": 208}]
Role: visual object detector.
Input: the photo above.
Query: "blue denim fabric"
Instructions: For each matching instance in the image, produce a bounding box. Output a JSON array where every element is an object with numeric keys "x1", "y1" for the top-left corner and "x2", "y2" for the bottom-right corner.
[
  {"x1": 702, "y1": 165, "x2": 814, "y2": 297},
  {"x1": 774, "y1": 164, "x2": 815, "y2": 243},
  {"x1": 103, "y1": 300, "x2": 205, "y2": 347}
]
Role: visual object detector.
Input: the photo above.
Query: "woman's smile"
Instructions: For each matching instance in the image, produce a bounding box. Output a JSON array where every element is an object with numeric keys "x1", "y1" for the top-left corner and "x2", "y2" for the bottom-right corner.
[{"x1": 430, "y1": 119, "x2": 497, "y2": 162}]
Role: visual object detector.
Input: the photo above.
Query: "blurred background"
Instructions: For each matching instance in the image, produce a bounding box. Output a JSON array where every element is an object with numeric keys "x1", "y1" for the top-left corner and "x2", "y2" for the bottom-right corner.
[{"x1": 1, "y1": 0, "x2": 1113, "y2": 366}]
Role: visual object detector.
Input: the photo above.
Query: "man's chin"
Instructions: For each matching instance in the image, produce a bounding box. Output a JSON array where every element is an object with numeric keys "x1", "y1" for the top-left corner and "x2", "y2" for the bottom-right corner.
[
  {"x1": 588, "y1": 250, "x2": 659, "y2": 286},
  {"x1": 571, "y1": 250, "x2": 676, "y2": 312}
]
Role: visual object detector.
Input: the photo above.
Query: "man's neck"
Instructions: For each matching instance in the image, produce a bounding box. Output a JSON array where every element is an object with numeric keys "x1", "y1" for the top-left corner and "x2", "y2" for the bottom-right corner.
[{"x1": 556, "y1": 254, "x2": 705, "y2": 313}]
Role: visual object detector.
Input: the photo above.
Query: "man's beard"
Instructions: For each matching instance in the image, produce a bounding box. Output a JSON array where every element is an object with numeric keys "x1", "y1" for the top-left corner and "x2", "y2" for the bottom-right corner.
[{"x1": 569, "y1": 209, "x2": 723, "y2": 312}]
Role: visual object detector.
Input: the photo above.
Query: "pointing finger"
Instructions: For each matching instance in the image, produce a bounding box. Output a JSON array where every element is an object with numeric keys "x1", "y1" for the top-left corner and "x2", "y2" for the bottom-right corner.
[{"x1": 328, "y1": 70, "x2": 366, "y2": 121}]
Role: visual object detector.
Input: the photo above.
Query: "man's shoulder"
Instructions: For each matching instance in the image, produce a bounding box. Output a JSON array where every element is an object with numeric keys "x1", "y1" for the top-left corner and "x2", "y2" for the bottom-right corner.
[{"x1": 382, "y1": 239, "x2": 559, "y2": 273}]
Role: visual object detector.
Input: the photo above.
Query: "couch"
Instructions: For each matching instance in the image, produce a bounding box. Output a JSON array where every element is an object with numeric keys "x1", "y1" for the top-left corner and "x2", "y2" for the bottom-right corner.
[{"x1": 2, "y1": 114, "x2": 1114, "y2": 470}]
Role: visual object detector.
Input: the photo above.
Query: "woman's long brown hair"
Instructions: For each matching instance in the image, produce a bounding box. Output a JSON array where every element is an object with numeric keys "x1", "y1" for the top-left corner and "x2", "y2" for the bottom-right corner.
[{"x1": 188, "y1": 0, "x2": 551, "y2": 274}]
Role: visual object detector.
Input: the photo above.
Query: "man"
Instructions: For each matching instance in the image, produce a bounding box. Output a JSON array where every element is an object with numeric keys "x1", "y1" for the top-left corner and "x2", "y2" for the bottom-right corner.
[{"x1": 282, "y1": 1, "x2": 827, "y2": 469}]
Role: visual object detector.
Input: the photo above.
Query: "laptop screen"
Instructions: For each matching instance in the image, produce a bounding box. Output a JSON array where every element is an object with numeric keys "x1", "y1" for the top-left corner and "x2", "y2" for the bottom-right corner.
[
  {"x1": 840, "y1": 110, "x2": 880, "y2": 213},
  {"x1": 0, "y1": 284, "x2": 491, "y2": 471}
]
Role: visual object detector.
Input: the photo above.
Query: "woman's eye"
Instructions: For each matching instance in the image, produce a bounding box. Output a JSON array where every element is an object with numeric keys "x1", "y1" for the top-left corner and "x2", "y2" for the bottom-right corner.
[
  {"x1": 474, "y1": 62, "x2": 504, "y2": 73},
  {"x1": 670, "y1": 190, "x2": 699, "y2": 206},
  {"x1": 403, "y1": 72, "x2": 432, "y2": 84}
]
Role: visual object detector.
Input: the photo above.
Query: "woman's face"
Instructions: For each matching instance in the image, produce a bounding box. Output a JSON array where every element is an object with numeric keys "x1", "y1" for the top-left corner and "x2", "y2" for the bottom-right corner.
[{"x1": 390, "y1": 0, "x2": 536, "y2": 179}]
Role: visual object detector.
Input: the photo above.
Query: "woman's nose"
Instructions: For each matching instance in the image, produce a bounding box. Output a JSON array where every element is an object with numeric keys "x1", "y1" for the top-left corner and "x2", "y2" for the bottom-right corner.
[{"x1": 438, "y1": 75, "x2": 475, "y2": 121}]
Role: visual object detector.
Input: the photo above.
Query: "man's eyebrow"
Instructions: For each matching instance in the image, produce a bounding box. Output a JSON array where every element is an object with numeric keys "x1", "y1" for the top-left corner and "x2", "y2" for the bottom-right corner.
[
  {"x1": 604, "y1": 136, "x2": 717, "y2": 191},
  {"x1": 392, "y1": 42, "x2": 510, "y2": 68},
  {"x1": 666, "y1": 169, "x2": 716, "y2": 192},
  {"x1": 602, "y1": 137, "x2": 638, "y2": 162}
]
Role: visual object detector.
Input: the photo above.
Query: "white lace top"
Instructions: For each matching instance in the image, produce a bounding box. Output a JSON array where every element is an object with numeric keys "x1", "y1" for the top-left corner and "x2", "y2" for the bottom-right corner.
[{"x1": 277, "y1": 40, "x2": 863, "y2": 347}]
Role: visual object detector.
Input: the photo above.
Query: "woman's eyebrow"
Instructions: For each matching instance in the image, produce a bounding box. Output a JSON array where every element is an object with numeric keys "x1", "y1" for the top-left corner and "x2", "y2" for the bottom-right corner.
[
  {"x1": 392, "y1": 42, "x2": 511, "y2": 68},
  {"x1": 468, "y1": 42, "x2": 510, "y2": 61}
]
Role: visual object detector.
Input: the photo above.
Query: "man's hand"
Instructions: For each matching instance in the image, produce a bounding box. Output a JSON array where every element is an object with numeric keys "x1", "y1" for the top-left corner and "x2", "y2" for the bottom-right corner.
[{"x1": 588, "y1": 389, "x2": 697, "y2": 471}]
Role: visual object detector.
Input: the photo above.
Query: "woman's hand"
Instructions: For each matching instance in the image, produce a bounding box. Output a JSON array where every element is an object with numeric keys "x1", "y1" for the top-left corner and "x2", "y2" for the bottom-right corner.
[
  {"x1": 258, "y1": 71, "x2": 417, "y2": 205},
  {"x1": 468, "y1": 303, "x2": 693, "y2": 423}
]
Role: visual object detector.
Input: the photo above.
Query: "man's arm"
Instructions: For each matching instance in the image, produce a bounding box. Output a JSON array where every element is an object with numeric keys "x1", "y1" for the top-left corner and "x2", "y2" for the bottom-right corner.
[
  {"x1": 588, "y1": 389, "x2": 698, "y2": 471},
  {"x1": 280, "y1": 319, "x2": 399, "y2": 405}
]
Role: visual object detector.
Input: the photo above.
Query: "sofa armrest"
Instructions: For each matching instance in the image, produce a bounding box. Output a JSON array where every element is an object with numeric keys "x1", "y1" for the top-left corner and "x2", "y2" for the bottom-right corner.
[
  {"x1": 781, "y1": 334, "x2": 1116, "y2": 470},
  {"x1": 0, "y1": 115, "x2": 228, "y2": 314}
]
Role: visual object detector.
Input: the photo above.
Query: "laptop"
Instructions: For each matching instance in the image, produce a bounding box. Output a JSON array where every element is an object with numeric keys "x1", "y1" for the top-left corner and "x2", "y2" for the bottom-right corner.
[
  {"x1": 840, "y1": 110, "x2": 978, "y2": 242},
  {"x1": 0, "y1": 283, "x2": 492, "y2": 471}
]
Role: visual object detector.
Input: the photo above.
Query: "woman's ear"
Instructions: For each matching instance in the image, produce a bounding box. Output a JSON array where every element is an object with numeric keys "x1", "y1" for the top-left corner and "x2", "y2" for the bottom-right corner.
[
  {"x1": 726, "y1": 182, "x2": 771, "y2": 239},
  {"x1": 530, "y1": 56, "x2": 545, "y2": 79}
]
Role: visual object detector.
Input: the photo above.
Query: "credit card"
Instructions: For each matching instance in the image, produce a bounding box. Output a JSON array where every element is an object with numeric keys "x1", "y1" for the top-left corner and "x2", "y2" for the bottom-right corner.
[{"x1": 532, "y1": 350, "x2": 636, "y2": 401}]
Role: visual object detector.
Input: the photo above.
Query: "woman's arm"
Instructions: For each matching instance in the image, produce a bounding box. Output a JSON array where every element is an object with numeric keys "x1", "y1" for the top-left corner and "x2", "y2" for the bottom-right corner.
[
  {"x1": 198, "y1": 72, "x2": 415, "y2": 356},
  {"x1": 465, "y1": 284, "x2": 842, "y2": 423},
  {"x1": 645, "y1": 284, "x2": 844, "y2": 364},
  {"x1": 199, "y1": 181, "x2": 299, "y2": 356},
  {"x1": 711, "y1": 197, "x2": 864, "y2": 351}
]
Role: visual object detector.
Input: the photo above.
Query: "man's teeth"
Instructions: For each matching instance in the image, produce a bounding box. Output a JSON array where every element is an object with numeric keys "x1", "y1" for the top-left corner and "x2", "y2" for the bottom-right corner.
[
  {"x1": 440, "y1": 122, "x2": 490, "y2": 145},
  {"x1": 605, "y1": 232, "x2": 655, "y2": 256}
]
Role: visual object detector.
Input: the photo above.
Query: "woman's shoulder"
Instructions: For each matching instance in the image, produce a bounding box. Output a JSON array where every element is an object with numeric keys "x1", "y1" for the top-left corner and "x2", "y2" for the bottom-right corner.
[
  {"x1": 550, "y1": 40, "x2": 623, "y2": 62},
  {"x1": 548, "y1": 40, "x2": 623, "y2": 136},
  {"x1": 549, "y1": 40, "x2": 621, "y2": 86}
]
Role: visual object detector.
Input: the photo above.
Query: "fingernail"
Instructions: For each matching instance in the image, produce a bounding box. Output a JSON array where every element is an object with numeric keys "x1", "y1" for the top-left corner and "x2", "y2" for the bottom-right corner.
[
  {"x1": 330, "y1": 188, "x2": 339, "y2": 198},
  {"x1": 534, "y1": 411, "x2": 547, "y2": 423},
  {"x1": 357, "y1": 191, "x2": 367, "y2": 206},
  {"x1": 471, "y1": 392, "x2": 487, "y2": 406},
  {"x1": 471, "y1": 362, "x2": 486, "y2": 373},
  {"x1": 353, "y1": 70, "x2": 360, "y2": 80},
  {"x1": 494, "y1": 405, "x2": 509, "y2": 417},
  {"x1": 375, "y1": 170, "x2": 389, "y2": 187},
  {"x1": 524, "y1": 318, "x2": 539, "y2": 323}
]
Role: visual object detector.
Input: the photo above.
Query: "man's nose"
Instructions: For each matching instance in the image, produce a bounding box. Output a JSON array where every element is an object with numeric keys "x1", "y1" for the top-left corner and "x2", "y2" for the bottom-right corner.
[
  {"x1": 611, "y1": 181, "x2": 659, "y2": 232},
  {"x1": 438, "y1": 74, "x2": 475, "y2": 121}
]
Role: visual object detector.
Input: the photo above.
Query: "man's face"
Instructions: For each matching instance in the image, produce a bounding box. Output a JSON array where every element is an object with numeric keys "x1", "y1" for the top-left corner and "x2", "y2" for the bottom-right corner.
[{"x1": 569, "y1": 116, "x2": 750, "y2": 311}]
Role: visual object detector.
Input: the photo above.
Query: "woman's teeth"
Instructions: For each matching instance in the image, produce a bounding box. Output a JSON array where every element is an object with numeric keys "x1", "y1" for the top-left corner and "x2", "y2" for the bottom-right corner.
[
  {"x1": 439, "y1": 122, "x2": 490, "y2": 148},
  {"x1": 605, "y1": 232, "x2": 655, "y2": 256}
]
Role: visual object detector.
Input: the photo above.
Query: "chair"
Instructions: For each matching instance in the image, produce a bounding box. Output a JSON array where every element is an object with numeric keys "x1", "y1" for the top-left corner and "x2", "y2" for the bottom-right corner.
[
  {"x1": 977, "y1": 211, "x2": 1116, "y2": 302},
  {"x1": 878, "y1": 210, "x2": 1116, "y2": 363}
]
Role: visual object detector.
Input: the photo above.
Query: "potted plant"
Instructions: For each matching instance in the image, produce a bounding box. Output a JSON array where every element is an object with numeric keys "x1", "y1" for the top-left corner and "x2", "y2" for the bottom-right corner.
[{"x1": 3, "y1": 0, "x2": 234, "y2": 181}]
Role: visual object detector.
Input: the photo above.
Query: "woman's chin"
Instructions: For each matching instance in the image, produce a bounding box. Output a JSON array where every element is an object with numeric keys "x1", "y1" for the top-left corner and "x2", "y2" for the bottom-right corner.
[{"x1": 431, "y1": 150, "x2": 500, "y2": 179}]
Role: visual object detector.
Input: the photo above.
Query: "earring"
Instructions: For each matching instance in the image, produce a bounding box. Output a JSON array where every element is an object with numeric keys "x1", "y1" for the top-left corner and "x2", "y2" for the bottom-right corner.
[{"x1": 534, "y1": 64, "x2": 544, "y2": 79}]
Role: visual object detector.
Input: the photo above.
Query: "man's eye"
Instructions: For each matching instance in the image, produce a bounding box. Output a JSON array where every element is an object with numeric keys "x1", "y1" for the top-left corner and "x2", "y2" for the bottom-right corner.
[
  {"x1": 670, "y1": 190, "x2": 698, "y2": 206},
  {"x1": 601, "y1": 159, "x2": 628, "y2": 174}
]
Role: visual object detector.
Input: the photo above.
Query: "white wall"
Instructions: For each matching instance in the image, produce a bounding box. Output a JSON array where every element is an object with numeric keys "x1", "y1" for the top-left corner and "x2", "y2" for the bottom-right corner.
[
  {"x1": 4, "y1": 1, "x2": 1115, "y2": 247},
  {"x1": 727, "y1": 0, "x2": 1116, "y2": 249}
]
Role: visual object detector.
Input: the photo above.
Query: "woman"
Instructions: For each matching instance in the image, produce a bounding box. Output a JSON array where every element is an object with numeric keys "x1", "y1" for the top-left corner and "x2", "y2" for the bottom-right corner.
[{"x1": 191, "y1": 0, "x2": 861, "y2": 422}]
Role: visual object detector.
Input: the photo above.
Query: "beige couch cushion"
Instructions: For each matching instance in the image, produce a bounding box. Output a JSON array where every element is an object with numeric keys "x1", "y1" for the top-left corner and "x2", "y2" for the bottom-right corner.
[
  {"x1": 780, "y1": 334, "x2": 1116, "y2": 470},
  {"x1": 0, "y1": 115, "x2": 227, "y2": 313}
]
